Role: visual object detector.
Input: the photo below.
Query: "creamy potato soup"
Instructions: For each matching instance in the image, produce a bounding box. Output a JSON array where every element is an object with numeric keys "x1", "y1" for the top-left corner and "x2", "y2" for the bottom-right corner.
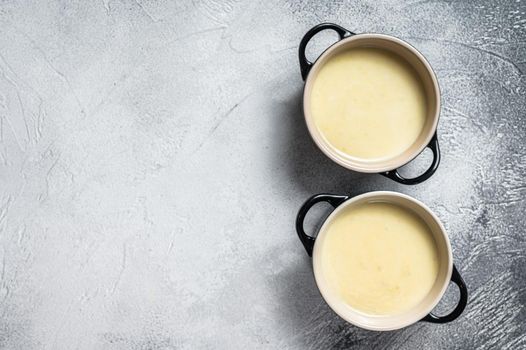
[
  {"x1": 319, "y1": 202, "x2": 439, "y2": 316},
  {"x1": 310, "y1": 47, "x2": 427, "y2": 160}
]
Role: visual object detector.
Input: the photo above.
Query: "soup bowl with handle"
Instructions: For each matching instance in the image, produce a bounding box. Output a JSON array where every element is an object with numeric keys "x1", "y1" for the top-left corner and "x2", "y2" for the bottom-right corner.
[
  {"x1": 300, "y1": 23, "x2": 441, "y2": 185},
  {"x1": 295, "y1": 191, "x2": 468, "y2": 331}
]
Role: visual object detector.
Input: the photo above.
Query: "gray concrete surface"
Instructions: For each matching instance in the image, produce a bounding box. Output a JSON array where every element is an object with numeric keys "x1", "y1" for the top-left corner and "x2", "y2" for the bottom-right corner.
[{"x1": 0, "y1": 0, "x2": 524, "y2": 349}]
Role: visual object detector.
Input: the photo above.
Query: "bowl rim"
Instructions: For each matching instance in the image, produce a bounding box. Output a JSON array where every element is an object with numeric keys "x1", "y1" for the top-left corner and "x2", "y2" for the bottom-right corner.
[
  {"x1": 302, "y1": 33, "x2": 441, "y2": 173},
  {"x1": 311, "y1": 191, "x2": 453, "y2": 331}
]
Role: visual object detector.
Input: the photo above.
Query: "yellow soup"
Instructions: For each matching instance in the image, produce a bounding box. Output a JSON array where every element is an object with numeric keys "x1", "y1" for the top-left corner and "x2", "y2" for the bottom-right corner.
[
  {"x1": 311, "y1": 47, "x2": 427, "y2": 160},
  {"x1": 320, "y1": 202, "x2": 439, "y2": 316}
]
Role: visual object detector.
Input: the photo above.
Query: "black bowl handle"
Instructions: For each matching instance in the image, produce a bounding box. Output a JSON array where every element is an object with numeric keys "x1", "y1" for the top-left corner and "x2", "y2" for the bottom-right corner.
[
  {"x1": 296, "y1": 193, "x2": 349, "y2": 256},
  {"x1": 381, "y1": 132, "x2": 441, "y2": 185},
  {"x1": 299, "y1": 23, "x2": 355, "y2": 80},
  {"x1": 422, "y1": 265, "x2": 468, "y2": 323}
]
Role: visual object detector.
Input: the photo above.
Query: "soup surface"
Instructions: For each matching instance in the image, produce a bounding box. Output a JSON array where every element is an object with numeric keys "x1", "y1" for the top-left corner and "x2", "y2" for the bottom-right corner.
[
  {"x1": 310, "y1": 47, "x2": 427, "y2": 160},
  {"x1": 319, "y1": 202, "x2": 439, "y2": 316}
]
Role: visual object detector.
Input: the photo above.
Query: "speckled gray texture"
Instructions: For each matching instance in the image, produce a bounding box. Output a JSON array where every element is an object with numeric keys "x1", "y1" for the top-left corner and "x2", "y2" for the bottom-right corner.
[{"x1": 0, "y1": 0, "x2": 524, "y2": 349}]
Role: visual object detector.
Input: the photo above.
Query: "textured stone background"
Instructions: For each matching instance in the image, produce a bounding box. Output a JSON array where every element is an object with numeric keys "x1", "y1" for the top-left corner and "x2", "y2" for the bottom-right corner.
[{"x1": 0, "y1": 0, "x2": 524, "y2": 349}]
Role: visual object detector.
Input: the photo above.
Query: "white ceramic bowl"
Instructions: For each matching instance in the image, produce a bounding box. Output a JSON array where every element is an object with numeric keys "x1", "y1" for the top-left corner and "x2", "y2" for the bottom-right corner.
[
  {"x1": 296, "y1": 191, "x2": 468, "y2": 331},
  {"x1": 299, "y1": 23, "x2": 441, "y2": 185}
]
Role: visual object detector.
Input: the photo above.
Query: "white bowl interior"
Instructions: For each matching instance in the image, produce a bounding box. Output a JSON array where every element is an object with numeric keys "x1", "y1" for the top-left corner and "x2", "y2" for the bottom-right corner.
[
  {"x1": 312, "y1": 192, "x2": 452, "y2": 331},
  {"x1": 303, "y1": 35, "x2": 440, "y2": 173}
]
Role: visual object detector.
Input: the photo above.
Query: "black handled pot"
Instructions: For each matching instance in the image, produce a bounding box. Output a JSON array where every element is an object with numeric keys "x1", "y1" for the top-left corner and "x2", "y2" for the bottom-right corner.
[
  {"x1": 299, "y1": 23, "x2": 442, "y2": 185},
  {"x1": 296, "y1": 192, "x2": 468, "y2": 329}
]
